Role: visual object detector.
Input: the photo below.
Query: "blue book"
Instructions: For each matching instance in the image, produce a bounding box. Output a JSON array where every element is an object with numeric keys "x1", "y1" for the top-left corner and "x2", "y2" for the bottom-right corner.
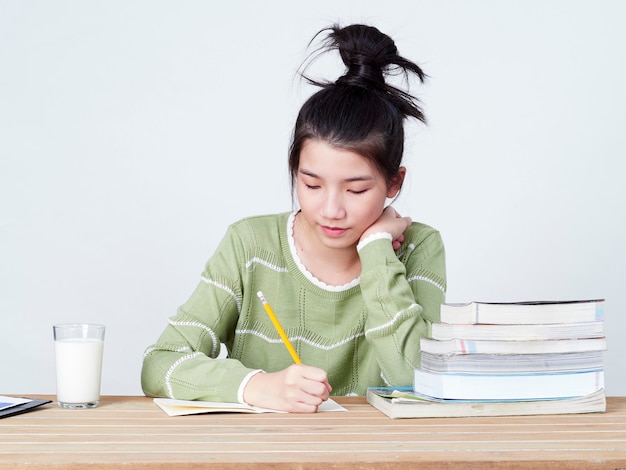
[{"x1": 0, "y1": 396, "x2": 52, "y2": 419}]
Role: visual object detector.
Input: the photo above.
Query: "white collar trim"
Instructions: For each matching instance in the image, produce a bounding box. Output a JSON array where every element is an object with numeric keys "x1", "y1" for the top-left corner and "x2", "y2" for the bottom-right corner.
[{"x1": 287, "y1": 211, "x2": 360, "y2": 292}]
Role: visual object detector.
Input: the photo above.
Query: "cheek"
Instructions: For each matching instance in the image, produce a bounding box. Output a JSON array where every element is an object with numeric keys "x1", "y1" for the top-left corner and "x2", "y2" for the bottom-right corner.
[
  {"x1": 296, "y1": 187, "x2": 320, "y2": 215},
  {"x1": 355, "y1": 195, "x2": 386, "y2": 225},
  {"x1": 295, "y1": 182, "x2": 306, "y2": 204},
  {"x1": 295, "y1": 186, "x2": 309, "y2": 208}
]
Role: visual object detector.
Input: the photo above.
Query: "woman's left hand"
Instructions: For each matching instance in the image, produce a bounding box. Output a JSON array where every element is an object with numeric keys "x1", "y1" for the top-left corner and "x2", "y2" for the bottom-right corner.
[{"x1": 361, "y1": 206, "x2": 412, "y2": 250}]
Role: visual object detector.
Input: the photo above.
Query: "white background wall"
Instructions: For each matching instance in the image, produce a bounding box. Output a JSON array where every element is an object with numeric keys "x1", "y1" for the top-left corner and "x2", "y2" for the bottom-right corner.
[{"x1": 1, "y1": 0, "x2": 625, "y2": 396}]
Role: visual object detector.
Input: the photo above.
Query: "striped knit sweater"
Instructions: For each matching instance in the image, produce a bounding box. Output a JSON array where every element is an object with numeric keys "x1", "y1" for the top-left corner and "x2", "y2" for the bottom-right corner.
[{"x1": 141, "y1": 211, "x2": 446, "y2": 402}]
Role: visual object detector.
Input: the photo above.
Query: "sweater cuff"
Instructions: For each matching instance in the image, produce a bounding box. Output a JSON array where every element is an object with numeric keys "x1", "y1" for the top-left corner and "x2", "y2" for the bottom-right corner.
[
  {"x1": 357, "y1": 232, "x2": 392, "y2": 252},
  {"x1": 238, "y1": 369, "x2": 264, "y2": 404}
]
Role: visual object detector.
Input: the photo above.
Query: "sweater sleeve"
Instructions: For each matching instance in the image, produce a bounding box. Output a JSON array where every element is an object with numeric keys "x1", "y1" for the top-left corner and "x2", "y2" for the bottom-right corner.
[
  {"x1": 357, "y1": 224, "x2": 446, "y2": 387},
  {"x1": 140, "y1": 226, "x2": 258, "y2": 403}
]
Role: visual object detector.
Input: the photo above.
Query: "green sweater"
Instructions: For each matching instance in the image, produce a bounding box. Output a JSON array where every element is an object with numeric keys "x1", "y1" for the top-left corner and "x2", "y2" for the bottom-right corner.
[{"x1": 141, "y1": 211, "x2": 446, "y2": 402}]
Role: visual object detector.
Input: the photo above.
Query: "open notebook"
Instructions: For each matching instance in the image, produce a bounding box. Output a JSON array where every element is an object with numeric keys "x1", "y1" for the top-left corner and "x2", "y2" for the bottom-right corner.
[{"x1": 154, "y1": 397, "x2": 347, "y2": 416}]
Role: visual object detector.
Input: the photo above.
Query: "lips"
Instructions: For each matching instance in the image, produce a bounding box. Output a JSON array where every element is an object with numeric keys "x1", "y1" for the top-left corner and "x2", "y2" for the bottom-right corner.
[{"x1": 321, "y1": 225, "x2": 347, "y2": 237}]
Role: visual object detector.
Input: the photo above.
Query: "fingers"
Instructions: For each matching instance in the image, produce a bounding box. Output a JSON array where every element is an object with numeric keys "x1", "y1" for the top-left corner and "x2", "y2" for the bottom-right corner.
[
  {"x1": 380, "y1": 206, "x2": 411, "y2": 249},
  {"x1": 279, "y1": 365, "x2": 331, "y2": 413},
  {"x1": 289, "y1": 364, "x2": 331, "y2": 400},
  {"x1": 392, "y1": 236, "x2": 404, "y2": 250},
  {"x1": 243, "y1": 365, "x2": 331, "y2": 413}
]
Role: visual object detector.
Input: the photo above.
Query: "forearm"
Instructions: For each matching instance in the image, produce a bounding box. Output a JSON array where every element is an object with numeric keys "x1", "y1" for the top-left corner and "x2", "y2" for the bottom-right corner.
[
  {"x1": 141, "y1": 276, "x2": 252, "y2": 402},
  {"x1": 141, "y1": 342, "x2": 256, "y2": 402},
  {"x1": 358, "y1": 230, "x2": 446, "y2": 385}
]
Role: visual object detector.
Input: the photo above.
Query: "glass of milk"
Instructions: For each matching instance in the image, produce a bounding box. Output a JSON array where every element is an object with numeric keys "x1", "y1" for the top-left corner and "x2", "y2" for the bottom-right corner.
[{"x1": 53, "y1": 323, "x2": 105, "y2": 409}]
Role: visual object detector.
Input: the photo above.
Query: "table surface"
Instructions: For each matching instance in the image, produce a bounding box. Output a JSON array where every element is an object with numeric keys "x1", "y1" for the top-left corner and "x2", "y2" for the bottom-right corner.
[{"x1": 1, "y1": 395, "x2": 626, "y2": 469}]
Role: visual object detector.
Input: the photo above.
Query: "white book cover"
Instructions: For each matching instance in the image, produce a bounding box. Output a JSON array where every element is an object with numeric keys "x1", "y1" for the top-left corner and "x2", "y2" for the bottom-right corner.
[
  {"x1": 440, "y1": 299, "x2": 604, "y2": 325},
  {"x1": 413, "y1": 369, "x2": 604, "y2": 401}
]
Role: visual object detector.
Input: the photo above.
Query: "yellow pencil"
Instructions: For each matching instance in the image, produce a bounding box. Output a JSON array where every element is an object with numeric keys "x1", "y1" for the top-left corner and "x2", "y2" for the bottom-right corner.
[{"x1": 257, "y1": 291, "x2": 302, "y2": 364}]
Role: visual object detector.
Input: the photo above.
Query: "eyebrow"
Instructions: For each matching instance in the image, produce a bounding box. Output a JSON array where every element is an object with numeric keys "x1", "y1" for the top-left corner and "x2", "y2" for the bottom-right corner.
[{"x1": 298, "y1": 168, "x2": 374, "y2": 183}]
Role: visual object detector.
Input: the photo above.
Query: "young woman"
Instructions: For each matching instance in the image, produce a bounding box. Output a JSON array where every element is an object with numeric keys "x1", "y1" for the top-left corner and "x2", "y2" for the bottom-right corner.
[{"x1": 141, "y1": 24, "x2": 446, "y2": 413}]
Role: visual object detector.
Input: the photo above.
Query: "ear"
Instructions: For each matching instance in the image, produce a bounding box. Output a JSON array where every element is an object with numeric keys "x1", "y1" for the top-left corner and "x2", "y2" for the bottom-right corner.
[{"x1": 386, "y1": 166, "x2": 406, "y2": 199}]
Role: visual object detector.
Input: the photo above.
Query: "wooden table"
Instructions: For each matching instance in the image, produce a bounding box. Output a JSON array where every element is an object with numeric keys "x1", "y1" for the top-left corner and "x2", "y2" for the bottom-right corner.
[{"x1": 1, "y1": 395, "x2": 626, "y2": 469}]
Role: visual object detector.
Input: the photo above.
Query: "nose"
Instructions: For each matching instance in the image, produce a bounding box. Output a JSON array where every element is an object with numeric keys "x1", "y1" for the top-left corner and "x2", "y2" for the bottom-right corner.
[{"x1": 320, "y1": 190, "x2": 346, "y2": 220}]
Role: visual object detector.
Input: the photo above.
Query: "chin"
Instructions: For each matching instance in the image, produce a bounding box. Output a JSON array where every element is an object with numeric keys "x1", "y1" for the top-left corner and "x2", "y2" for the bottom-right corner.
[{"x1": 320, "y1": 236, "x2": 359, "y2": 250}]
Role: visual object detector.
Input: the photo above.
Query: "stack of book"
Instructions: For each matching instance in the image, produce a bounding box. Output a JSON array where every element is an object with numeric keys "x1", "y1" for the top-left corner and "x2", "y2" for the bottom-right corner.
[{"x1": 367, "y1": 299, "x2": 607, "y2": 419}]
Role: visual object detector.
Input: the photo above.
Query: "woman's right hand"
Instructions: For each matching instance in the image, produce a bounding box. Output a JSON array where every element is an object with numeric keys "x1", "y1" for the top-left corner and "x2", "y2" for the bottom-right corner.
[{"x1": 242, "y1": 364, "x2": 332, "y2": 413}]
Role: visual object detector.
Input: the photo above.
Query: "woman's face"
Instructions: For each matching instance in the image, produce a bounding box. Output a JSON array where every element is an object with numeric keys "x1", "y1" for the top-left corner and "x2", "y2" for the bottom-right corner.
[{"x1": 296, "y1": 139, "x2": 401, "y2": 251}]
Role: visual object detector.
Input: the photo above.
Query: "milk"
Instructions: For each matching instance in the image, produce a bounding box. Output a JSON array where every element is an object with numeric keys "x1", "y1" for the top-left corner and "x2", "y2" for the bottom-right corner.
[{"x1": 54, "y1": 338, "x2": 104, "y2": 405}]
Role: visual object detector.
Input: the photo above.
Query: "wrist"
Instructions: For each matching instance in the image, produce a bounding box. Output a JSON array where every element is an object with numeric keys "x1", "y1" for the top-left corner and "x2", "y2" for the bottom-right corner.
[
  {"x1": 357, "y1": 232, "x2": 392, "y2": 252},
  {"x1": 239, "y1": 369, "x2": 265, "y2": 404}
]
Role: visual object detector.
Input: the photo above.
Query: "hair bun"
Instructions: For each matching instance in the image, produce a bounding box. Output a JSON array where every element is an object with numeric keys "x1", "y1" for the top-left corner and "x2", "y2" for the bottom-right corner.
[
  {"x1": 301, "y1": 24, "x2": 427, "y2": 123},
  {"x1": 331, "y1": 24, "x2": 396, "y2": 89}
]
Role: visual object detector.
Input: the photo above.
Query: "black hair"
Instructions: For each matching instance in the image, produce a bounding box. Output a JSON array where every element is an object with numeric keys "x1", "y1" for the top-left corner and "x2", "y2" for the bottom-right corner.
[{"x1": 288, "y1": 24, "x2": 427, "y2": 192}]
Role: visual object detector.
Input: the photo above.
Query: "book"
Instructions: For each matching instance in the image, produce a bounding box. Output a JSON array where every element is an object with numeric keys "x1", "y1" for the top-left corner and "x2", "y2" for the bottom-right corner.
[
  {"x1": 420, "y1": 350, "x2": 605, "y2": 374},
  {"x1": 420, "y1": 337, "x2": 607, "y2": 355},
  {"x1": 0, "y1": 396, "x2": 31, "y2": 411},
  {"x1": 439, "y1": 299, "x2": 604, "y2": 325},
  {"x1": 366, "y1": 387, "x2": 606, "y2": 419},
  {"x1": 413, "y1": 368, "x2": 604, "y2": 401},
  {"x1": 430, "y1": 321, "x2": 604, "y2": 342},
  {"x1": 0, "y1": 396, "x2": 52, "y2": 419},
  {"x1": 153, "y1": 397, "x2": 347, "y2": 416}
]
